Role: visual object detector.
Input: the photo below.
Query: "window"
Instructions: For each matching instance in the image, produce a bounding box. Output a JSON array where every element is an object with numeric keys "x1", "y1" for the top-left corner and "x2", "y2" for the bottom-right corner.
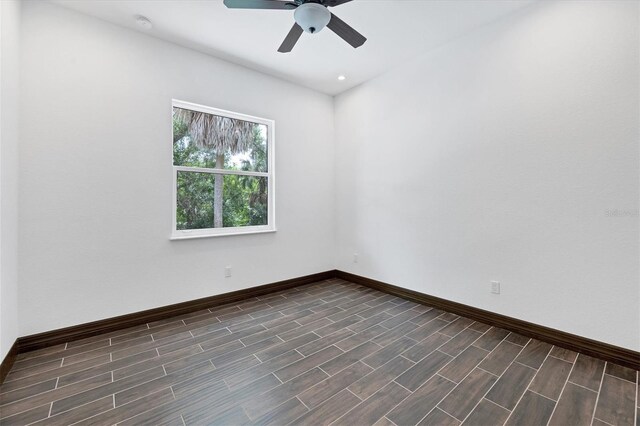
[{"x1": 171, "y1": 100, "x2": 275, "y2": 239}]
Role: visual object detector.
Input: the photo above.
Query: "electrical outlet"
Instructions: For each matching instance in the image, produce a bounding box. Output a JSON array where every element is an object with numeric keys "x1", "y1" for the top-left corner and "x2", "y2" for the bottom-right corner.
[
  {"x1": 491, "y1": 281, "x2": 500, "y2": 294},
  {"x1": 353, "y1": 253, "x2": 359, "y2": 263},
  {"x1": 225, "y1": 266, "x2": 232, "y2": 278}
]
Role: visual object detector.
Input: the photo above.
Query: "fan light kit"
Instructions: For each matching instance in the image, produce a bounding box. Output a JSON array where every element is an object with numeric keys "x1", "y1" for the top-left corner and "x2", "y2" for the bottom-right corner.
[
  {"x1": 223, "y1": 0, "x2": 366, "y2": 53},
  {"x1": 294, "y1": 3, "x2": 330, "y2": 34}
]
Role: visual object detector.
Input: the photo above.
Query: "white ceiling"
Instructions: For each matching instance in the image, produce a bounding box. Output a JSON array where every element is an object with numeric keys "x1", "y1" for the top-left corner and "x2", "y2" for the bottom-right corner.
[{"x1": 51, "y1": 0, "x2": 534, "y2": 95}]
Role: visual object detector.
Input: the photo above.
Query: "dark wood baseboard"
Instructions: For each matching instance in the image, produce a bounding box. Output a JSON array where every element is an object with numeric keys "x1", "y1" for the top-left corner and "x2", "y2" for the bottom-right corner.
[
  {"x1": 4, "y1": 269, "x2": 637, "y2": 387},
  {"x1": 0, "y1": 340, "x2": 18, "y2": 384},
  {"x1": 336, "y1": 270, "x2": 640, "y2": 370},
  {"x1": 17, "y1": 270, "x2": 336, "y2": 355}
]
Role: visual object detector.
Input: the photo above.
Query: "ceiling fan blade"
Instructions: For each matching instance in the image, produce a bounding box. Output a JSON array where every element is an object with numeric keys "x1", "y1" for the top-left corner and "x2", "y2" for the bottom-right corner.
[
  {"x1": 223, "y1": 0, "x2": 294, "y2": 10},
  {"x1": 324, "y1": 0, "x2": 353, "y2": 7},
  {"x1": 327, "y1": 13, "x2": 366, "y2": 48},
  {"x1": 278, "y1": 23, "x2": 304, "y2": 53}
]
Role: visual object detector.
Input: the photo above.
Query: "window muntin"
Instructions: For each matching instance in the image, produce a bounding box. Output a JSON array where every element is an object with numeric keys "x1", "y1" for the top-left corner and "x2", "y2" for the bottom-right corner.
[{"x1": 171, "y1": 100, "x2": 275, "y2": 239}]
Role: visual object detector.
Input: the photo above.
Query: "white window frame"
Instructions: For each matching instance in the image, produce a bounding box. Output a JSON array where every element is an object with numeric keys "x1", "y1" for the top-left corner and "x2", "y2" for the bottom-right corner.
[{"x1": 171, "y1": 99, "x2": 276, "y2": 240}]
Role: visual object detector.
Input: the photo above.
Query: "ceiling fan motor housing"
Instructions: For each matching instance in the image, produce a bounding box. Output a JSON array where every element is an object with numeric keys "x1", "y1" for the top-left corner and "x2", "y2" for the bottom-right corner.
[{"x1": 294, "y1": 3, "x2": 331, "y2": 33}]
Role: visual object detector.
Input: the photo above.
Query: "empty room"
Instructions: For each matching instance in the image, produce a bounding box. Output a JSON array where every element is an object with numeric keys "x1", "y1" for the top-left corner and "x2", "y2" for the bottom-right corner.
[{"x1": 0, "y1": 0, "x2": 638, "y2": 425}]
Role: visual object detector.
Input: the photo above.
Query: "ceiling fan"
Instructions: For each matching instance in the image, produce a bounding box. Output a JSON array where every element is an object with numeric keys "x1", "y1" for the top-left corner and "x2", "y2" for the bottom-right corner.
[{"x1": 223, "y1": 0, "x2": 367, "y2": 53}]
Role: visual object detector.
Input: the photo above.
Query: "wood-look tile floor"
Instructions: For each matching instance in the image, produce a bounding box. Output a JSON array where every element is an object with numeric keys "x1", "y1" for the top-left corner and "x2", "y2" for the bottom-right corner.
[{"x1": 1, "y1": 279, "x2": 638, "y2": 426}]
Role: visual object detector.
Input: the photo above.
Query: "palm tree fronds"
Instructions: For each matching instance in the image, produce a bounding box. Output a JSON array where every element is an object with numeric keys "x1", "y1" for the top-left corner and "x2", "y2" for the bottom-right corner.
[{"x1": 174, "y1": 108, "x2": 256, "y2": 154}]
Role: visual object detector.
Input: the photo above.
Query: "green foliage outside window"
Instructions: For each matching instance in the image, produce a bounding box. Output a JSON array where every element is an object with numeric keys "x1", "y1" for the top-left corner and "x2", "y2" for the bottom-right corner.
[{"x1": 173, "y1": 111, "x2": 268, "y2": 230}]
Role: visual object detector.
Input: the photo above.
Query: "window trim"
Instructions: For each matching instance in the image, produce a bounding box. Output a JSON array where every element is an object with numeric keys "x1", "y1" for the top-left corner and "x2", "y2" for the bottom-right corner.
[{"x1": 171, "y1": 99, "x2": 276, "y2": 240}]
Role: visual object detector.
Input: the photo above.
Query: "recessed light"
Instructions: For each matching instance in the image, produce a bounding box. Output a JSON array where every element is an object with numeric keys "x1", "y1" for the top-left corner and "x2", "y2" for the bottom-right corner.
[
  {"x1": 337, "y1": 75, "x2": 346, "y2": 81},
  {"x1": 135, "y1": 15, "x2": 153, "y2": 30}
]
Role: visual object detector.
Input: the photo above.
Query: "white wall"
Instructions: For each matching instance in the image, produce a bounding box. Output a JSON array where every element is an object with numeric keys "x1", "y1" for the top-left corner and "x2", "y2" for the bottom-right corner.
[
  {"x1": 18, "y1": 1, "x2": 335, "y2": 336},
  {"x1": 15, "y1": 0, "x2": 640, "y2": 351},
  {"x1": 0, "y1": 0, "x2": 21, "y2": 360},
  {"x1": 334, "y1": 1, "x2": 639, "y2": 350}
]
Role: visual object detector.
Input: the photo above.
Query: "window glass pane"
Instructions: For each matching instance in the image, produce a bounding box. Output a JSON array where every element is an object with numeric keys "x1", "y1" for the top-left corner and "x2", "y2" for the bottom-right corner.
[
  {"x1": 222, "y1": 174, "x2": 268, "y2": 227},
  {"x1": 176, "y1": 171, "x2": 268, "y2": 230},
  {"x1": 173, "y1": 107, "x2": 268, "y2": 172},
  {"x1": 176, "y1": 171, "x2": 216, "y2": 230}
]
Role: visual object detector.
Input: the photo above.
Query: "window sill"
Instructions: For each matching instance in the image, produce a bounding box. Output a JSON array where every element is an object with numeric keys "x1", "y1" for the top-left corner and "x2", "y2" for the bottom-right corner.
[{"x1": 170, "y1": 227, "x2": 276, "y2": 240}]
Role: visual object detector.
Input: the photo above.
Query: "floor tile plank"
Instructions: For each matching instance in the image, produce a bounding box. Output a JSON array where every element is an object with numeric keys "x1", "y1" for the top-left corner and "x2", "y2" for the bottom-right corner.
[
  {"x1": 372, "y1": 321, "x2": 420, "y2": 347},
  {"x1": 473, "y1": 327, "x2": 509, "y2": 352},
  {"x1": 0, "y1": 402, "x2": 51, "y2": 425},
  {"x1": 548, "y1": 382, "x2": 598, "y2": 426},
  {"x1": 485, "y1": 362, "x2": 537, "y2": 410},
  {"x1": 33, "y1": 395, "x2": 114, "y2": 425},
  {"x1": 0, "y1": 377, "x2": 57, "y2": 407},
  {"x1": 462, "y1": 399, "x2": 510, "y2": 425},
  {"x1": 374, "y1": 416, "x2": 401, "y2": 426},
  {"x1": 505, "y1": 390, "x2": 555, "y2": 426},
  {"x1": 298, "y1": 361, "x2": 372, "y2": 409},
  {"x1": 438, "y1": 345, "x2": 489, "y2": 383},
  {"x1": 3, "y1": 280, "x2": 637, "y2": 426},
  {"x1": 378, "y1": 309, "x2": 421, "y2": 330},
  {"x1": 307, "y1": 330, "x2": 358, "y2": 357},
  {"x1": 182, "y1": 374, "x2": 281, "y2": 425},
  {"x1": 251, "y1": 397, "x2": 307, "y2": 426},
  {"x1": 387, "y1": 374, "x2": 455, "y2": 426},
  {"x1": 334, "y1": 325, "x2": 387, "y2": 352},
  {"x1": 505, "y1": 333, "x2": 530, "y2": 346},
  {"x1": 514, "y1": 339, "x2": 552, "y2": 369},
  {"x1": 112, "y1": 345, "x2": 202, "y2": 381},
  {"x1": 242, "y1": 368, "x2": 328, "y2": 420},
  {"x1": 337, "y1": 381, "x2": 410, "y2": 425},
  {"x1": 468, "y1": 322, "x2": 492, "y2": 333},
  {"x1": 528, "y1": 355, "x2": 573, "y2": 401},
  {"x1": 87, "y1": 389, "x2": 182, "y2": 426},
  {"x1": 255, "y1": 332, "x2": 319, "y2": 361},
  {"x1": 395, "y1": 350, "x2": 452, "y2": 391},
  {"x1": 206, "y1": 406, "x2": 252, "y2": 426},
  {"x1": 0, "y1": 372, "x2": 112, "y2": 419},
  {"x1": 439, "y1": 318, "x2": 474, "y2": 337},
  {"x1": 594, "y1": 373, "x2": 636, "y2": 426},
  {"x1": 224, "y1": 350, "x2": 303, "y2": 390},
  {"x1": 406, "y1": 319, "x2": 449, "y2": 342},
  {"x1": 548, "y1": 346, "x2": 578, "y2": 363},
  {"x1": 478, "y1": 340, "x2": 522, "y2": 376},
  {"x1": 291, "y1": 389, "x2": 361, "y2": 426},
  {"x1": 438, "y1": 368, "x2": 497, "y2": 421},
  {"x1": 347, "y1": 312, "x2": 394, "y2": 333},
  {"x1": 418, "y1": 408, "x2": 461, "y2": 426},
  {"x1": 438, "y1": 329, "x2": 482, "y2": 357},
  {"x1": 569, "y1": 353, "x2": 605, "y2": 391},
  {"x1": 348, "y1": 355, "x2": 415, "y2": 400},
  {"x1": 115, "y1": 362, "x2": 214, "y2": 407},
  {"x1": 362, "y1": 337, "x2": 418, "y2": 369},
  {"x1": 274, "y1": 346, "x2": 342, "y2": 382},
  {"x1": 320, "y1": 341, "x2": 380, "y2": 376},
  {"x1": 52, "y1": 366, "x2": 165, "y2": 415},
  {"x1": 410, "y1": 310, "x2": 444, "y2": 327},
  {"x1": 402, "y1": 332, "x2": 451, "y2": 363},
  {"x1": 606, "y1": 362, "x2": 638, "y2": 383}
]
